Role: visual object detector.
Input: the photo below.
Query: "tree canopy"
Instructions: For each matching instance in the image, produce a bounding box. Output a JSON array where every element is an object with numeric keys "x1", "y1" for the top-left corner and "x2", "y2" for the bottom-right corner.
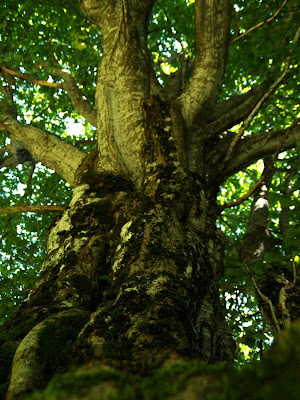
[{"x1": 0, "y1": 0, "x2": 299, "y2": 368}]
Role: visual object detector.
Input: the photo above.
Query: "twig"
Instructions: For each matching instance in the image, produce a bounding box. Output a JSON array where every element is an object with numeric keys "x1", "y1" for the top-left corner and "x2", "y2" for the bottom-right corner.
[
  {"x1": 219, "y1": 118, "x2": 299, "y2": 211},
  {"x1": 0, "y1": 204, "x2": 66, "y2": 213},
  {"x1": 233, "y1": 9, "x2": 241, "y2": 35},
  {"x1": 30, "y1": 106, "x2": 51, "y2": 123},
  {"x1": 231, "y1": 0, "x2": 289, "y2": 44},
  {"x1": 0, "y1": 65, "x2": 63, "y2": 89},
  {"x1": 244, "y1": 262, "x2": 281, "y2": 333}
]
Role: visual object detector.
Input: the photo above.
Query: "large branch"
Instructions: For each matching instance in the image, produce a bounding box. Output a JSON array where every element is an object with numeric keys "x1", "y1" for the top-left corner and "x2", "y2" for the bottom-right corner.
[
  {"x1": 219, "y1": 63, "x2": 292, "y2": 172},
  {"x1": 0, "y1": 65, "x2": 62, "y2": 89},
  {"x1": 219, "y1": 122, "x2": 300, "y2": 181},
  {"x1": 206, "y1": 86, "x2": 264, "y2": 136},
  {"x1": 179, "y1": 0, "x2": 231, "y2": 128},
  {"x1": 0, "y1": 204, "x2": 66, "y2": 214},
  {"x1": 80, "y1": 0, "x2": 155, "y2": 185},
  {"x1": 0, "y1": 115, "x2": 85, "y2": 186}
]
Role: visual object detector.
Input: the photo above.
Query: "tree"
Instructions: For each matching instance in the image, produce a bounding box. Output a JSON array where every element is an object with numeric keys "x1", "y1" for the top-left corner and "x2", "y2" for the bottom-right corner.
[{"x1": 0, "y1": 0, "x2": 300, "y2": 399}]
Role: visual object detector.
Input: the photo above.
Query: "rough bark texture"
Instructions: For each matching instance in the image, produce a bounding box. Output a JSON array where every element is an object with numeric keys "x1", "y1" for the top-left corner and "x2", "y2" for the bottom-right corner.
[{"x1": 1, "y1": 96, "x2": 235, "y2": 400}]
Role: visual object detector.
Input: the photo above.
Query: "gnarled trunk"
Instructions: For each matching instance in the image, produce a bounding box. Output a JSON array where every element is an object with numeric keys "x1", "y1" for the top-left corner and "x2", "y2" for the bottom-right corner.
[
  {"x1": 2, "y1": 95, "x2": 234, "y2": 400},
  {"x1": 0, "y1": 2, "x2": 237, "y2": 398}
]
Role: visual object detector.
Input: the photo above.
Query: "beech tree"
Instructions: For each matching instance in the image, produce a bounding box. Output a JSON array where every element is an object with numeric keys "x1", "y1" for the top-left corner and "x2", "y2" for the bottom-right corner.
[{"x1": 0, "y1": 0, "x2": 300, "y2": 399}]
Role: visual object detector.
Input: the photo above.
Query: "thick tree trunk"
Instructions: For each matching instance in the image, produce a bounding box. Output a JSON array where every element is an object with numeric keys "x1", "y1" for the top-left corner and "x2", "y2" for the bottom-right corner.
[
  {"x1": 1, "y1": 96, "x2": 235, "y2": 399},
  {"x1": 0, "y1": 2, "x2": 236, "y2": 396}
]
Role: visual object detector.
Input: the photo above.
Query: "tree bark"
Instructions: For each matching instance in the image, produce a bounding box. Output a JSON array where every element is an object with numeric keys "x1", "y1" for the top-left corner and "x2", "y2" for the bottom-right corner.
[
  {"x1": 1, "y1": 96, "x2": 235, "y2": 400},
  {"x1": 241, "y1": 161, "x2": 300, "y2": 332}
]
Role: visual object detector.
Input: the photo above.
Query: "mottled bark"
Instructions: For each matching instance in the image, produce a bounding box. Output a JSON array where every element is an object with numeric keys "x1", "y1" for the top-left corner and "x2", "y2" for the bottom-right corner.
[
  {"x1": 1, "y1": 97, "x2": 235, "y2": 400},
  {"x1": 80, "y1": 0, "x2": 154, "y2": 185}
]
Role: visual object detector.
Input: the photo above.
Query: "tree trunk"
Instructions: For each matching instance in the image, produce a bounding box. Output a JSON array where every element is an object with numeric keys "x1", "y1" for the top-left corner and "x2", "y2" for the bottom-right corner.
[
  {"x1": 0, "y1": 2, "x2": 236, "y2": 397},
  {"x1": 1, "y1": 95, "x2": 235, "y2": 399},
  {"x1": 242, "y1": 160, "x2": 300, "y2": 333}
]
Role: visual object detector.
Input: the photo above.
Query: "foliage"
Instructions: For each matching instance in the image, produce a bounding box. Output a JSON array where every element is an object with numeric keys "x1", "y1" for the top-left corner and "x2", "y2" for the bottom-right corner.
[{"x1": 0, "y1": 0, "x2": 299, "y2": 367}]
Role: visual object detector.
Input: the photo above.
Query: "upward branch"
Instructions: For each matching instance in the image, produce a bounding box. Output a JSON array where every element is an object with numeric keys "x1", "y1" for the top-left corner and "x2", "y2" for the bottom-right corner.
[
  {"x1": 179, "y1": 0, "x2": 231, "y2": 128},
  {"x1": 206, "y1": 86, "x2": 264, "y2": 137},
  {"x1": 53, "y1": 66, "x2": 97, "y2": 127}
]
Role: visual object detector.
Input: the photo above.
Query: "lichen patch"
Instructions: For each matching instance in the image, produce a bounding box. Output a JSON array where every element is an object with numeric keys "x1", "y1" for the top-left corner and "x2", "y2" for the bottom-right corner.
[
  {"x1": 70, "y1": 184, "x2": 90, "y2": 207},
  {"x1": 120, "y1": 220, "x2": 133, "y2": 241}
]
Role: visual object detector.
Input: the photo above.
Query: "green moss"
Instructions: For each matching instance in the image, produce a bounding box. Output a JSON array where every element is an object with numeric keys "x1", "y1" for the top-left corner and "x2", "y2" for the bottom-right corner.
[
  {"x1": 25, "y1": 361, "x2": 226, "y2": 400},
  {"x1": 0, "y1": 341, "x2": 18, "y2": 385},
  {"x1": 37, "y1": 314, "x2": 88, "y2": 374},
  {"x1": 84, "y1": 305, "x2": 134, "y2": 361},
  {"x1": 63, "y1": 250, "x2": 78, "y2": 266},
  {"x1": 103, "y1": 338, "x2": 134, "y2": 360},
  {"x1": 136, "y1": 319, "x2": 180, "y2": 349},
  {"x1": 95, "y1": 199, "x2": 113, "y2": 224},
  {"x1": 25, "y1": 366, "x2": 124, "y2": 400},
  {"x1": 138, "y1": 362, "x2": 224, "y2": 400},
  {"x1": 0, "y1": 315, "x2": 36, "y2": 343},
  {"x1": 172, "y1": 250, "x2": 188, "y2": 271},
  {"x1": 97, "y1": 174, "x2": 133, "y2": 196},
  {"x1": 0, "y1": 315, "x2": 37, "y2": 385},
  {"x1": 76, "y1": 199, "x2": 112, "y2": 225},
  {"x1": 72, "y1": 336, "x2": 94, "y2": 365}
]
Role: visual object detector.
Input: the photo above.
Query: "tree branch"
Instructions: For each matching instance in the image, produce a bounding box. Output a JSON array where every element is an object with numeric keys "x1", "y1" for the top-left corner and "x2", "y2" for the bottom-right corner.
[
  {"x1": 220, "y1": 133, "x2": 289, "y2": 211},
  {"x1": 219, "y1": 118, "x2": 300, "y2": 181},
  {"x1": 230, "y1": 0, "x2": 289, "y2": 44},
  {"x1": 206, "y1": 86, "x2": 264, "y2": 136},
  {"x1": 52, "y1": 66, "x2": 97, "y2": 127},
  {"x1": 0, "y1": 116, "x2": 86, "y2": 186},
  {"x1": 179, "y1": 0, "x2": 231, "y2": 128},
  {"x1": 0, "y1": 204, "x2": 66, "y2": 214},
  {"x1": 0, "y1": 69, "x2": 18, "y2": 118},
  {"x1": 244, "y1": 262, "x2": 281, "y2": 333},
  {"x1": 219, "y1": 63, "x2": 292, "y2": 172},
  {"x1": 0, "y1": 65, "x2": 63, "y2": 89},
  {"x1": 279, "y1": 169, "x2": 297, "y2": 239},
  {"x1": 0, "y1": 64, "x2": 97, "y2": 127}
]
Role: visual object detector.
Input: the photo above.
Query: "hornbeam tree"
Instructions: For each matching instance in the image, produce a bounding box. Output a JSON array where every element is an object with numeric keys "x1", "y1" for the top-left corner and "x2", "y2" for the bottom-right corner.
[{"x1": 0, "y1": 0, "x2": 300, "y2": 399}]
